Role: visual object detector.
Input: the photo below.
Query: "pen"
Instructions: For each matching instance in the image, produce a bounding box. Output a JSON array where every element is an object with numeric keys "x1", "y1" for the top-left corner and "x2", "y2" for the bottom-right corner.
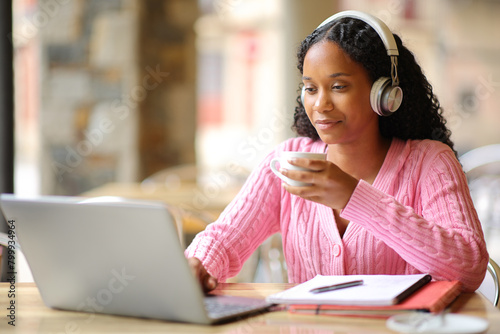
[{"x1": 309, "y1": 279, "x2": 364, "y2": 294}]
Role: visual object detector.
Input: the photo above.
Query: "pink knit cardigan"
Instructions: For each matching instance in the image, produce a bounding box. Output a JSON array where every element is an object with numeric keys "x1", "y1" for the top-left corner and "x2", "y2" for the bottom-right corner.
[{"x1": 185, "y1": 137, "x2": 488, "y2": 292}]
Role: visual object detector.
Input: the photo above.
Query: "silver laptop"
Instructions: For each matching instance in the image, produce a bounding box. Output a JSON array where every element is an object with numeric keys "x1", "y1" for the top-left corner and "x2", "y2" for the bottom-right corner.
[{"x1": 0, "y1": 194, "x2": 272, "y2": 324}]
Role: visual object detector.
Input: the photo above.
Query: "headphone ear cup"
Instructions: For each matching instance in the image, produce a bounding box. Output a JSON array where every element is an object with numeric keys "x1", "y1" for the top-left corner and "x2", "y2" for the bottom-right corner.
[
  {"x1": 370, "y1": 77, "x2": 391, "y2": 116},
  {"x1": 301, "y1": 86, "x2": 306, "y2": 106},
  {"x1": 370, "y1": 77, "x2": 403, "y2": 116}
]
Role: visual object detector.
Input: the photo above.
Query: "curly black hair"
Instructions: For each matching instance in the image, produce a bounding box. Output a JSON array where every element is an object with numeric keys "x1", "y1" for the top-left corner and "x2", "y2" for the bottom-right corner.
[{"x1": 292, "y1": 17, "x2": 456, "y2": 154}]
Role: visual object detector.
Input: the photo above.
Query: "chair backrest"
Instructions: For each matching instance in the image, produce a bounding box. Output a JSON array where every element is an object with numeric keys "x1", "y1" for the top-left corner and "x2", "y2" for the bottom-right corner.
[
  {"x1": 461, "y1": 146, "x2": 500, "y2": 308},
  {"x1": 459, "y1": 144, "x2": 500, "y2": 176},
  {"x1": 459, "y1": 144, "x2": 500, "y2": 237},
  {"x1": 477, "y1": 258, "x2": 500, "y2": 307}
]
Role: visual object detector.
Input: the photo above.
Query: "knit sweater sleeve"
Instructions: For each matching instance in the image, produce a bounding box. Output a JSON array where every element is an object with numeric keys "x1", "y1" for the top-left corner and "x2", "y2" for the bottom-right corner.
[
  {"x1": 184, "y1": 147, "x2": 283, "y2": 282},
  {"x1": 341, "y1": 147, "x2": 488, "y2": 292}
]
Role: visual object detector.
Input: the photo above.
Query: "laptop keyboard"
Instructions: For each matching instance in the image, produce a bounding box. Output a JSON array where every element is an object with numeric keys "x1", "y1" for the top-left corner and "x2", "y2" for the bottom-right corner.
[{"x1": 204, "y1": 295, "x2": 271, "y2": 319}]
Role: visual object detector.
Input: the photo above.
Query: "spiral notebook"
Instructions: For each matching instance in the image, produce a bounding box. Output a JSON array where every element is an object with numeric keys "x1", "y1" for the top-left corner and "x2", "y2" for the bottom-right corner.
[
  {"x1": 266, "y1": 274, "x2": 432, "y2": 306},
  {"x1": 288, "y1": 280, "x2": 462, "y2": 318}
]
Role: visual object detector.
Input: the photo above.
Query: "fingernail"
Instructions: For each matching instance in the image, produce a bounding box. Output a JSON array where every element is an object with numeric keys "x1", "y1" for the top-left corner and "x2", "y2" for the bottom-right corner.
[{"x1": 208, "y1": 277, "x2": 216, "y2": 289}]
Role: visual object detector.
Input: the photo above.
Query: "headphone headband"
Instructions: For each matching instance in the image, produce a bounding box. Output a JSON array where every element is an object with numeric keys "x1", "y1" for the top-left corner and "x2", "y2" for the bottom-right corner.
[
  {"x1": 317, "y1": 10, "x2": 399, "y2": 86},
  {"x1": 317, "y1": 10, "x2": 398, "y2": 57}
]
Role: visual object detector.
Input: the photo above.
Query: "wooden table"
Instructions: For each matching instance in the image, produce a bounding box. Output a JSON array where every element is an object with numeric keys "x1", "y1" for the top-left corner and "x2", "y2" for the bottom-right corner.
[{"x1": 1, "y1": 282, "x2": 499, "y2": 333}]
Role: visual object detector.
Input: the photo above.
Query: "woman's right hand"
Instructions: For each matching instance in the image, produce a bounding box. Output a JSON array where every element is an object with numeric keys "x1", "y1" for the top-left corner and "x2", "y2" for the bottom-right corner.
[{"x1": 187, "y1": 257, "x2": 218, "y2": 293}]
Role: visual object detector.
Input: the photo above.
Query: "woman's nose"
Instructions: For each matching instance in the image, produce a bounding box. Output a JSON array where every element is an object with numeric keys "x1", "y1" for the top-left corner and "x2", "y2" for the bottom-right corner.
[{"x1": 313, "y1": 90, "x2": 333, "y2": 113}]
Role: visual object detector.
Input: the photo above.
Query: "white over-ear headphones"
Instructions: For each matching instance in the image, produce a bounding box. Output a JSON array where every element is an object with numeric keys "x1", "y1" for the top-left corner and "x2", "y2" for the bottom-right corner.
[{"x1": 301, "y1": 10, "x2": 403, "y2": 117}]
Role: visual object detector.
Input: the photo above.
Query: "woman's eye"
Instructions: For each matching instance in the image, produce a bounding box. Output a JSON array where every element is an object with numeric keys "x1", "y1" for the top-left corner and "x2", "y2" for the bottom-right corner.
[
  {"x1": 304, "y1": 87, "x2": 316, "y2": 93},
  {"x1": 332, "y1": 85, "x2": 346, "y2": 90}
]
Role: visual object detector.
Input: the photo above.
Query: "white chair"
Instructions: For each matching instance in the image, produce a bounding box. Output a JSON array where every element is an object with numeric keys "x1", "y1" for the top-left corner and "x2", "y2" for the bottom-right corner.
[
  {"x1": 477, "y1": 258, "x2": 500, "y2": 307},
  {"x1": 460, "y1": 145, "x2": 500, "y2": 308},
  {"x1": 460, "y1": 144, "x2": 500, "y2": 240},
  {"x1": 459, "y1": 144, "x2": 500, "y2": 176}
]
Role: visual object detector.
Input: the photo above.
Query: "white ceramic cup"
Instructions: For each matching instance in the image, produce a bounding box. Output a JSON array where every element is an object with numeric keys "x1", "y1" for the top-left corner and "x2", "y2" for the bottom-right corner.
[{"x1": 270, "y1": 151, "x2": 327, "y2": 186}]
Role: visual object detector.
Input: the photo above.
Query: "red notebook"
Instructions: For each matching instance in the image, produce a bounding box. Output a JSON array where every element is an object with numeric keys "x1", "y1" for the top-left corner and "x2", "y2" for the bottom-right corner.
[{"x1": 288, "y1": 280, "x2": 462, "y2": 319}]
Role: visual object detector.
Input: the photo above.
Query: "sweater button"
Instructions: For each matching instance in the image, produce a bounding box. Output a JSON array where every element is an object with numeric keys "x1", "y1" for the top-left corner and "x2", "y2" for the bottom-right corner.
[{"x1": 333, "y1": 244, "x2": 341, "y2": 257}]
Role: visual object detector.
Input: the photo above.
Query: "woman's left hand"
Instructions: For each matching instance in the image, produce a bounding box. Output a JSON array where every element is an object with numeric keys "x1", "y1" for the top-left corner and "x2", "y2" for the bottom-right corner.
[{"x1": 280, "y1": 158, "x2": 359, "y2": 210}]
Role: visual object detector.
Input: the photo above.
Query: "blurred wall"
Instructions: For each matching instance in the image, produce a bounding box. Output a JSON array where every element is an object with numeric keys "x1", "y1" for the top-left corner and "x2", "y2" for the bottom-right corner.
[
  {"x1": 11, "y1": 0, "x2": 500, "y2": 197},
  {"x1": 28, "y1": 0, "x2": 141, "y2": 195},
  {"x1": 13, "y1": 0, "x2": 199, "y2": 195},
  {"x1": 138, "y1": 0, "x2": 199, "y2": 179}
]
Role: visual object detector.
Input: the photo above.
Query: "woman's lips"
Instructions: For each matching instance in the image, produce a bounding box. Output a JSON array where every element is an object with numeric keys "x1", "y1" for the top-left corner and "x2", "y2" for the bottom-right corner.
[{"x1": 315, "y1": 119, "x2": 340, "y2": 130}]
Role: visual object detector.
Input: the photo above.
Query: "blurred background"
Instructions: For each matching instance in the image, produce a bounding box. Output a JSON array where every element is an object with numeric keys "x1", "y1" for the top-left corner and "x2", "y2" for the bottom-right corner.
[{"x1": 2, "y1": 0, "x2": 500, "y2": 282}]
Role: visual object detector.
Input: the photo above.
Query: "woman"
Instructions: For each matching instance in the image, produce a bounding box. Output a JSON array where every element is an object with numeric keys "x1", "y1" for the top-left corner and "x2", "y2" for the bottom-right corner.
[{"x1": 186, "y1": 11, "x2": 488, "y2": 293}]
